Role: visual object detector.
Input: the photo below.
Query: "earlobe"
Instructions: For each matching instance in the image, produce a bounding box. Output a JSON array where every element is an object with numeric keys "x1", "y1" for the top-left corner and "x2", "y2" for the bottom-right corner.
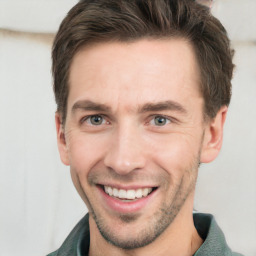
[
  {"x1": 55, "y1": 112, "x2": 70, "y2": 166},
  {"x1": 200, "y1": 106, "x2": 228, "y2": 163}
]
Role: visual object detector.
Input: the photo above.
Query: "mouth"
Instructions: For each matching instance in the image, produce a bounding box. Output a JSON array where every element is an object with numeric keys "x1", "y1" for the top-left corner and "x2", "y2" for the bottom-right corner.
[
  {"x1": 102, "y1": 185, "x2": 156, "y2": 201},
  {"x1": 97, "y1": 184, "x2": 158, "y2": 213}
]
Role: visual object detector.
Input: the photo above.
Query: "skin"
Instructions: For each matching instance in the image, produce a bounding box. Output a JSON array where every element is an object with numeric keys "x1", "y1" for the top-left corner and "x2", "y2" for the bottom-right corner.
[{"x1": 56, "y1": 39, "x2": 227, "y2": 256}]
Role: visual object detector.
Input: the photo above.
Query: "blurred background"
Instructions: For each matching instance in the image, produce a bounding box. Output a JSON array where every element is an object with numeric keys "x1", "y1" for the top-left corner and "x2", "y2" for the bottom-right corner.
[{"x1": 0, "y1": 0, "x2": 255, "y2": 255}]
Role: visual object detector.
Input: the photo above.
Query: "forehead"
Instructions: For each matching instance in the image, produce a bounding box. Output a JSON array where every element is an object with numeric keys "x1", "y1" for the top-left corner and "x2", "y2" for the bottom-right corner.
[{"x1": 68, "y1": 38, "x2": 202, "y2": 113}]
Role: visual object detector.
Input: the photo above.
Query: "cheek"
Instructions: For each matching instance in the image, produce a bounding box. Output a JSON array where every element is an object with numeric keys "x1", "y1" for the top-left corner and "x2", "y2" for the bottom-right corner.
[
  {"x1": 66, "y1": 131, "x2": 109, "y2": 175},
  {"x1": 147, "y1": 133, "x2": 201, "y2": 177}
]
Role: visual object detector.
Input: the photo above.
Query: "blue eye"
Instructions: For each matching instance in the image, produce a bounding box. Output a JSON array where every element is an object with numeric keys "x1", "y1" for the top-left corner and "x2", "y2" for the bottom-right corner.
[
  {"x1": 151, "y1": 116, "x2": 171, "y2": 126},
  {"x1": 87, "y1": 115, "x2": 104, "y2": 125}
]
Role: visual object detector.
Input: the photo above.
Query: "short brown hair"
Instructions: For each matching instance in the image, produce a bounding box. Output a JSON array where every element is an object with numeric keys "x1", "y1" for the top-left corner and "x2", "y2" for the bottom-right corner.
[{"x1": 52, "y1": 0, "x2": 234, "y2": 124}]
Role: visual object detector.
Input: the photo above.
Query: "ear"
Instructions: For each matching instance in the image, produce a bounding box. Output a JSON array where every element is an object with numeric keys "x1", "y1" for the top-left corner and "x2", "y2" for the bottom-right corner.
[
  {"x1": 55, "y1": 112, "x2": 70, "y2": 166},
  {"x1": 200, "y1": 106, "x2": 228, "y2": 163}
]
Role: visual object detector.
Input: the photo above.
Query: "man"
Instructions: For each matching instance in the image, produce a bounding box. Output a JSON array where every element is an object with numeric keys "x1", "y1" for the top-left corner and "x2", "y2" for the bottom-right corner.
[{"x1": 48, "y1": 0, "x2": 243, "y2": 255}]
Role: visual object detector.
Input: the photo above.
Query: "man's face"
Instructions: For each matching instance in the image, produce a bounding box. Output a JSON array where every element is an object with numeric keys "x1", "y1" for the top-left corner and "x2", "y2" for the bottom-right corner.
[{"x1": 60, "y1": 39, "x2": 207, "y2": 249}]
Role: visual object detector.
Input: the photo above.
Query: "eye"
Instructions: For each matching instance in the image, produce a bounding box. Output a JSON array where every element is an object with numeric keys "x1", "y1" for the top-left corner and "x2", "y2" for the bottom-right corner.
[
  {"x1": 83, "y1": 115, "x2": 106, "y2": 125},
  {"x1": 150, "y1": 116, "x2": 171, "y2": 126}
]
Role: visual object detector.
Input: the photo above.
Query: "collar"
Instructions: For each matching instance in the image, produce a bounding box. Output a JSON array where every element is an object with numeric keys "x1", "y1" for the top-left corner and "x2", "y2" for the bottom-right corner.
[{"x1": 49, "y1": 212, "x2": 242, "y2": 256}]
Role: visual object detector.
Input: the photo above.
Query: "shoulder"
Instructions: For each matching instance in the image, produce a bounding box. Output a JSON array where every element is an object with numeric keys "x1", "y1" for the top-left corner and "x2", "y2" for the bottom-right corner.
[
  {"x1": 46, "y1": 213, "x2": 90, "y2": 256},
  {"x1": 47, "y1": 251, "x2": 58, "y2": 256},
  {"x1": 193, "y1": 213, "x2": 245, "y2": 256}
]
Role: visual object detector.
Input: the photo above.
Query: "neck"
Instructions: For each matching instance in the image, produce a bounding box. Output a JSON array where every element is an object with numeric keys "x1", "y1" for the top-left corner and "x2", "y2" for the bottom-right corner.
[{"x1": 88, "y1": 193, "x2": 203, "y2": 256}]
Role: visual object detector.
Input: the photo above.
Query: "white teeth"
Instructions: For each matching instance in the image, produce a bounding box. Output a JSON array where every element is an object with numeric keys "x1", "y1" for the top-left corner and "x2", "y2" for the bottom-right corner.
[
  {"x1": 107, "y1": 187, "x2": 113, "y2": 196},
  {"x1": 126, "y1": 190, "x2": 136, "y2": 200},
  {"x1": 113, "y1": 188, "x2": 118, "y2": 197},
  {"x1": 143, "y1": 188, "x2": 152, "y2": 196},
  {"x1": 119, "y1": 189, "x2": 126, "y2": 199},
  {"x1": 135, "y1": 189, "x2": 142, "y2": 199},
  {"x1": 104, "y1": 186, "x2": 153, "y2": 200},
  {"x1": 142, "y1": 188, "x2": 148, "y2": 197}
]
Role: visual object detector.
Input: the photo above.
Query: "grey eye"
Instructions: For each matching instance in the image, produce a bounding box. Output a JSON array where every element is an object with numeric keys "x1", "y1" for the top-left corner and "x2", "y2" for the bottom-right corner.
[
  {"x1": 90, "y1": 115, "x2": 103, "y2": 125},
  {"x1": 154, "y1": 116, "x2": 168, "y2": 126}
]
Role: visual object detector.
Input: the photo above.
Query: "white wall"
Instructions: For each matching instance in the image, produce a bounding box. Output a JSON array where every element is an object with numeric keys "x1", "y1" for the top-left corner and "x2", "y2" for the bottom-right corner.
[{"x1": 0, "y1": 1, "x2": 255, "y2": 255}]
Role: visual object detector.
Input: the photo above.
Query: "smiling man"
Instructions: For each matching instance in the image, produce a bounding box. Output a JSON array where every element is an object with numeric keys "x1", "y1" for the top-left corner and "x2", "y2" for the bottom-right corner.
[{"x1": 48, "y1": 1, "x2": 243, "y2": 256}]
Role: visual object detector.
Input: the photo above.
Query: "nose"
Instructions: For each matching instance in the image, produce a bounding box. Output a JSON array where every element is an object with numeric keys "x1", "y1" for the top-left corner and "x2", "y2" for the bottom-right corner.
[{"x1": 104, "y1": 124, "x2": 146, "y2": 175}]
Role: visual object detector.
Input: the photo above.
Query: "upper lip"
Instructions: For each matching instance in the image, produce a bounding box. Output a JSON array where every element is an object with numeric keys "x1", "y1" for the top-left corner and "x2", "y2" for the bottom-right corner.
[{"x1": 98, "y1": 183, "x2": 158, "y2": 190}]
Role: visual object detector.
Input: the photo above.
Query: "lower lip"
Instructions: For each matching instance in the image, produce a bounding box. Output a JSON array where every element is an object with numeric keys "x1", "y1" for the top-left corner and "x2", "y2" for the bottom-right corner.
[{"x1": 98, "y1": 186, "x2": 157, "y2": 214}]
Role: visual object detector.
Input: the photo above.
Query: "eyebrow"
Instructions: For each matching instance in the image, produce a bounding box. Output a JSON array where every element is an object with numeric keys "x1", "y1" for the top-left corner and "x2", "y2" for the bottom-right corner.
[
  {"x1": 72, "y1": 100, "x2": 111, "y2": 113},
  {"x1": 138, "y1": 100, "x2": 187, "y2": 114},
  {"x1": 71, "y1": 99, "x2": 187, "y2": 115}
]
